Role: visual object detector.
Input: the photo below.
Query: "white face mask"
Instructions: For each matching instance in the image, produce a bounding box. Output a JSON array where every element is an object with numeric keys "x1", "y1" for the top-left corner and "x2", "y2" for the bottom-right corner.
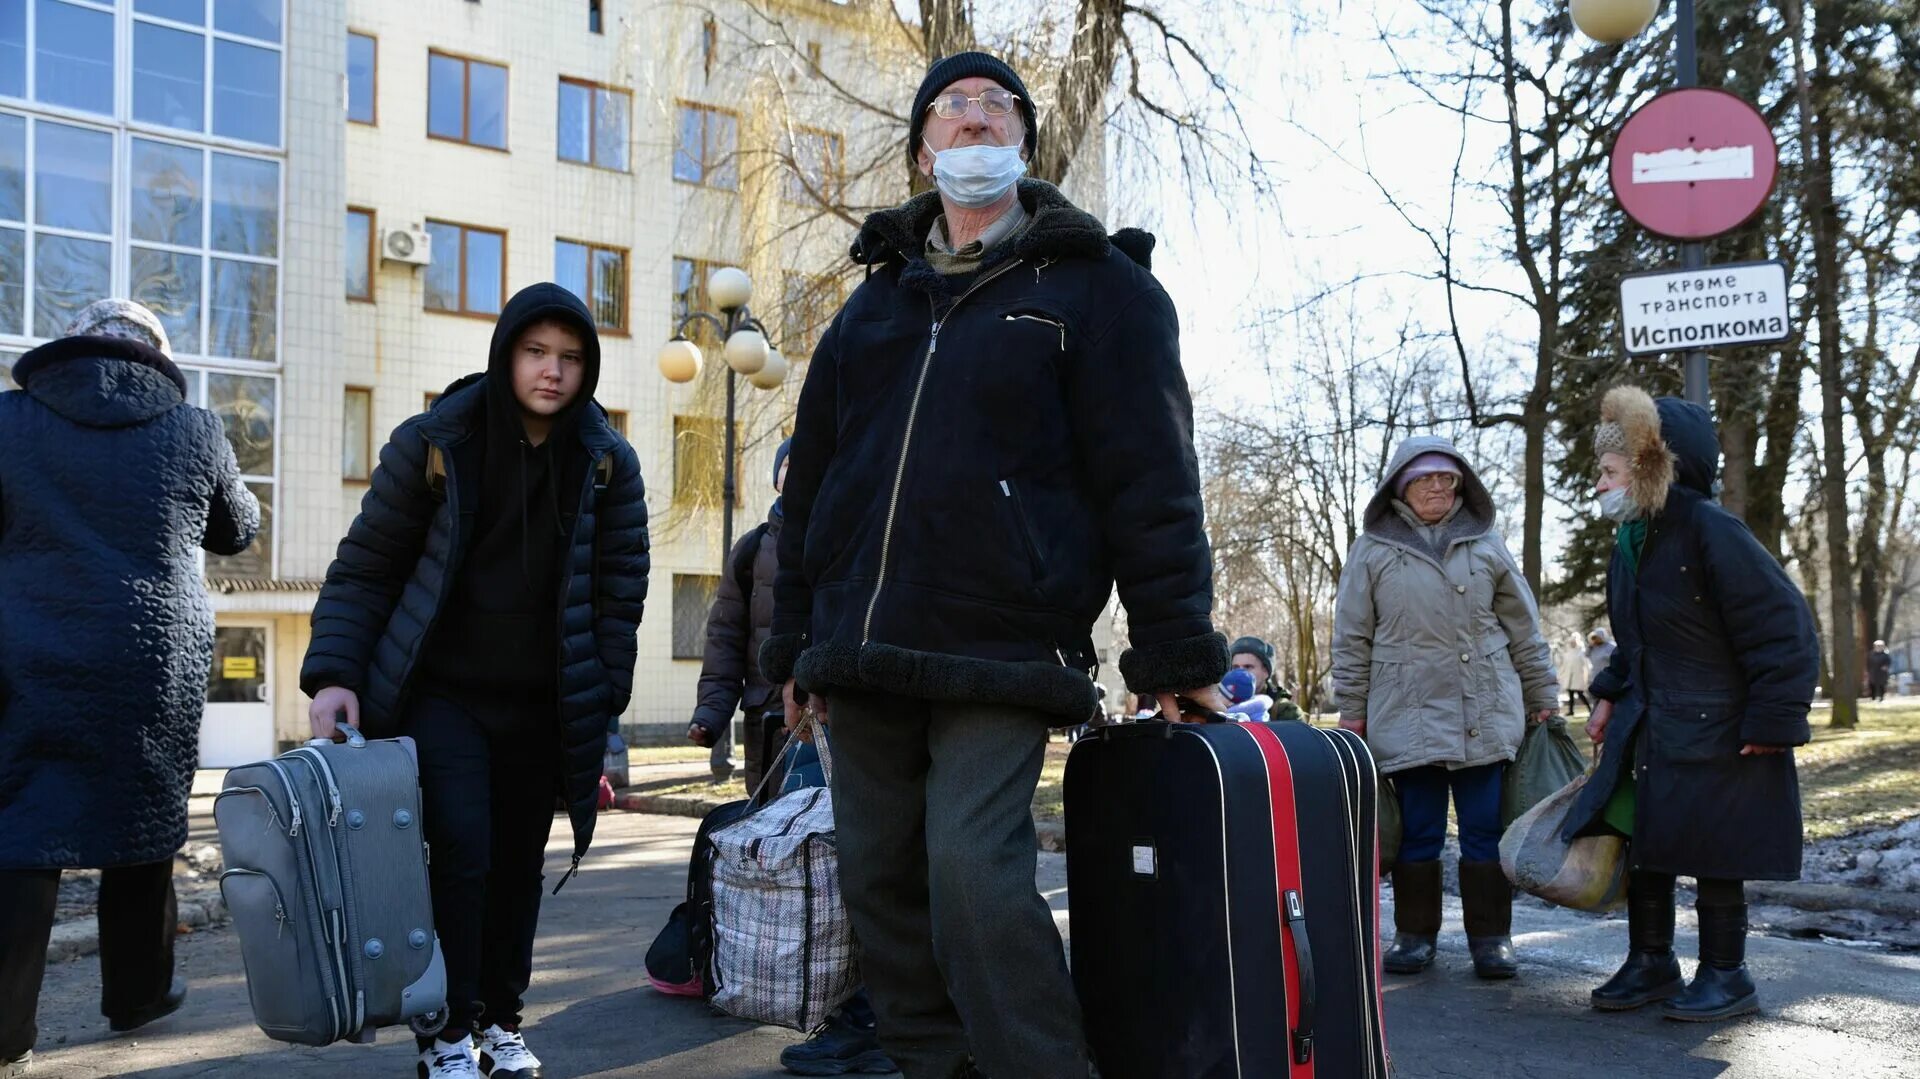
[
  {"x1": 1598, "y1": 485, "x2": 1639, "y2": 523},
  {"x1": 928, "y1": 141, "x2": 1027, "y2": 209}
]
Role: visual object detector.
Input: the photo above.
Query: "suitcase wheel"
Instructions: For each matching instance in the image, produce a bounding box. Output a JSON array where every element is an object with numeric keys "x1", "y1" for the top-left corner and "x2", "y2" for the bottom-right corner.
[{"x1": 409, "y1": 1009, "x2": 448, "y2": 1037}]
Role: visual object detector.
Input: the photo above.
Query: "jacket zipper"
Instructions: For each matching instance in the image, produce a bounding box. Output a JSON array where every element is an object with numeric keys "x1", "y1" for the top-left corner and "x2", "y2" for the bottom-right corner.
[
  {"x1": 1000, "y1": 480, "x2": 1046, "y2": 585},
  {"x1": 862, "y1": 259, "x2": 1026, "y2": 642},
  {"x1": 1003, "y1": 313, "x2": 1066, "y2": 351}
]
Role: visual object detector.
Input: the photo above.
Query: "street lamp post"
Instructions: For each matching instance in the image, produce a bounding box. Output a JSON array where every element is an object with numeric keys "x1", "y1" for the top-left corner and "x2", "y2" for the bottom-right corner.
[{"x1": 657, "y1": 267, "x2": 788, "y2": 561}]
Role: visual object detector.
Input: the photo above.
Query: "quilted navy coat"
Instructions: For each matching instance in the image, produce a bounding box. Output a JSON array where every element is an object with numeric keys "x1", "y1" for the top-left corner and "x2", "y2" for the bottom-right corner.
[
  {"x1": 0, "y1": 336, "x2": 259, "y2": 870},
  {"x1": 1565, "y1": 398, "x2": 1819, "y2": 881},
  {"x1": 300, "y1": 286, "x2": 650, "y2": 869}
]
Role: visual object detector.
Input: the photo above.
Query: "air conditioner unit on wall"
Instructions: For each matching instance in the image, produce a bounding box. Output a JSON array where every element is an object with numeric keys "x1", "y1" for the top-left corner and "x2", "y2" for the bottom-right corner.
[{"x1": 381, "y1": 225, "x2": 432, "y2": 266}]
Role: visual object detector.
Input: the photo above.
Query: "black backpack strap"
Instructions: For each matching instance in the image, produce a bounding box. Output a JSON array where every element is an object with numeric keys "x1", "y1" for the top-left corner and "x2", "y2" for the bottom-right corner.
[{"x1": 732, "y1": 523, "x2": 767, "y2": 601}]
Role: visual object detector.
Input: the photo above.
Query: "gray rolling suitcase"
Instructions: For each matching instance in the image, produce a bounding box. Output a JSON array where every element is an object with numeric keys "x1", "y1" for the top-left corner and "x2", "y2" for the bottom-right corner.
[{"x1": 214, "y1": 723, "x2": 447, "y2": 1046}]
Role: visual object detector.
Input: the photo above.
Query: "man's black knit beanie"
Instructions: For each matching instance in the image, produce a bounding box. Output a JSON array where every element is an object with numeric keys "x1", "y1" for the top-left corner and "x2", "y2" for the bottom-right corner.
[{"x1": 906, "y1": 51, "x2": 1039, "y2": 169}]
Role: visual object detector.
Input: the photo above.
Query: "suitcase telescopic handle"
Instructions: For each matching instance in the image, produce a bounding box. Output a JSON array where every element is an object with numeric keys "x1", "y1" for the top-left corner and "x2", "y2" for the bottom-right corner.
[
  {"x1": 1284, "y1": 889, "x2": 1316, "y2": 1065},
  {"x1": 308, "y1": 713, "x2": 367, "y2": 749}
]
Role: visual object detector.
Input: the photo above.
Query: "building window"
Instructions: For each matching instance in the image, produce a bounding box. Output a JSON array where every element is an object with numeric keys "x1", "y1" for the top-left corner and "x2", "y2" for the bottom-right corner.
[
  {"x1": 347, "y1": 31, "x2": 377, "y2": 125},
  {"x1": 555, "y1": 238, "x2": 626, "y2": 332},
  {"x1": 605, "y1": 408, "x2": 628, "y2": 438},
  {"x1": 673, "y1": 104, "x2": 736, "y2": 190},
  {"x1": 423, "y1": 219, "x2": 505, "y2": 317},
  {"x1": 2, "y1": 115, "x2": 111, "y2": 339},
  {"x1": 589, "y1": 0, "x2": 603, "y2": 34},
  {"x1": 427, "y1": 51, "x2": 508, "y2": 151},
  {"x1": 129, "y1": 0, "x2": 285, "y2": 146},
  {"x1": 672, "y1": 574, "x2": 719, "y2": 659},
  {"x1": 423, "y1": 390, "x2": 440, "y2": 411},
  {"x1": 671, "y1": 255, "x2": 737, "y2": 345},
  {"x1": 782, "y1": 272, "x2": 841, "y2": 359},
  {"x1": 345, "y1": 206, "x2": 374, "y2": 302},
  {"x1": 125, "y1": 136, "x2": 281, "y2": 362},
  {"x1": 20, "y1": 0, "x2": 115, "y2": 117},
  {"x1": 673, "y1": 413, "x2": 742, "y2": 507},
  {"x1": 557, "y1": 78, "x2": 630, "y2": 171},
  {"x1": 342, "y1": 386, "x2": 372, "y2": 481},
  {"x1": 0, "y1": 349, "x2": 20, "y2": 391},
  {"x1": 189, "y1": 368, "x2": 277, "y2": 579},
  {"x1": 701, "y1": 17, "x2": 717, "y2": 78},
  {"x1": 784, "y1": 127, "x2": 843, "y2": 204}
]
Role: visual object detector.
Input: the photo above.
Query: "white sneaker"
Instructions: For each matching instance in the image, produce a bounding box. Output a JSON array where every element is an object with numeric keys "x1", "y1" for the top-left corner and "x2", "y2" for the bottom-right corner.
[
  {"x1": 475, "y1": 1024, "x2": 543, "y2": 1078},
  {"x1": 416, "y1": 1035, "x2": 482, "y2": 1079}
]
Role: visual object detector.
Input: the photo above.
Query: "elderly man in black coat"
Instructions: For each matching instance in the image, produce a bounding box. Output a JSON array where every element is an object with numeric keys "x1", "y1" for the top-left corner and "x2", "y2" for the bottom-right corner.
[
  {"x1": 0, "y1": 300, "x2": 259, "y2": 1072},
  {"x1": 1574, "y1": 386, "x2": 1819, "y2": 1023}
]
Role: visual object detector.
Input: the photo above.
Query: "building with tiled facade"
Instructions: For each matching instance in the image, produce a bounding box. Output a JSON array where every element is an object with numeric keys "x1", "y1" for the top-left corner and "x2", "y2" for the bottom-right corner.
[{"x1": 2, "y1": 0, "x2": 1110, "y2": 764}]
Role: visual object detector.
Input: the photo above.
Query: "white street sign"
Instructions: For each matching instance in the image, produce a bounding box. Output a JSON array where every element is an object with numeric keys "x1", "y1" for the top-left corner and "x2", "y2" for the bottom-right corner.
[{"x1": 1618, "y1": 260, "x2": 1791, "y2": 355}]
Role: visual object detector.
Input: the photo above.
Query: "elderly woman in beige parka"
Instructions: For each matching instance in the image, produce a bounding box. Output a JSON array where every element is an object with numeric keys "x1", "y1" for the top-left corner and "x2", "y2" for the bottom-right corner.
[{"x1": 1333, "y1": 436, "x2": 1559, "y2": 980}]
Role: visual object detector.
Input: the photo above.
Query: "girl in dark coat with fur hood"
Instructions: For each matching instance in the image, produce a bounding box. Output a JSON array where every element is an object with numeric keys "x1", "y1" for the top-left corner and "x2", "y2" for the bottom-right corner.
[{"x1": 1574, "y1": 386, "x2": 1819, "y2": 1023}]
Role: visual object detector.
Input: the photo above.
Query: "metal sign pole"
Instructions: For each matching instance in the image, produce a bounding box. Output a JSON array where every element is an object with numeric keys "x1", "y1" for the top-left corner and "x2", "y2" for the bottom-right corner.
[{"x1": 1675, "y1": 0, "x2": 1711, "y2": 406}]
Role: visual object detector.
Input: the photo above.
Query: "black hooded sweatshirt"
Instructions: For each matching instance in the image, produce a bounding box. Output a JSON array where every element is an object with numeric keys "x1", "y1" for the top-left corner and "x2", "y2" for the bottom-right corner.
[{"x1": 417, "y1": 284, "x2": 602, "y2": 719}]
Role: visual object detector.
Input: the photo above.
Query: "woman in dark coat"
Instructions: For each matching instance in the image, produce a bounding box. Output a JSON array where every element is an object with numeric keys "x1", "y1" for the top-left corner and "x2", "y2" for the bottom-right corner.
[
  {"x1": 1573, "y1": 386, "x2": 1818, "y2": 1023},
  {"x1": 0, "y1": 300, "x2": 259, "y2": 1069}
]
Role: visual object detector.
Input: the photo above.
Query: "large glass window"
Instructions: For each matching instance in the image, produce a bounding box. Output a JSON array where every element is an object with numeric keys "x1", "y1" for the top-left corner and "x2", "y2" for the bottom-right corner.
[
  {"x1": 557, "y1": 78, "x2": 629, "y2": 172},
  {"x1": 0, "y1": 3, "x2": 24, "y2": 100},
  {"x1": 428, "y1": 51, "x2": 508, "y2": 150},
  {"x1": 673, "y1": 103, "x2": 736, "y2": 190},
  {"x1": 342, "y1": 385, "x2": 371, "y2": 481},
  {"x1": 555, "y1": 238, "x2": 625, "y2": 332},
  {"x1": 424, "y1": 219, "x2": 505, "y2": 316},
  {"x1": 347, "y1": 31, "x2": 376, "y2": 125},
  {"x1": 131, "y1": 0, "x2": 285, "y2": 147},
  {"x1": 671, "y1": 255, "x2": 738, "y2": 346},
  {"x1": 177, "y1": 366, "x2": 276, "y2": 578},
  {"x1": 15, "y1": 118, "x2": 112, "y2": 338},
  {"x1": 0, "y1": 348, "x2": 20, "y2": 390},
  {"x1": 672, "y1": 574, "x2": 719, "y2": 660},
  {"x1": 125, "y1": 135, "x2": 280, "y2": 362},
  {"x1": 33, "y1": 0, "x2": 115, "y2": 117}
]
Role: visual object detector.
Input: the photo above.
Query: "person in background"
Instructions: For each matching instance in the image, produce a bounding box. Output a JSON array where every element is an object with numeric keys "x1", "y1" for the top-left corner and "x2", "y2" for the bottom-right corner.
[
  {"x1": 1221, "y1": 668, "x2": 1271, "y2": 722},
  {"x1": 302, "y1": 284, "x2": 650, "y2": 1079},
  {"x1": 688, "y1": 439, "x2": 794, "y2": 788},
  {"x1": 0, "y1": 300, "x2": 259, "y2": 1076},
  {"x1": 1868, "y1": 640, "x2": 1893, "y2": 703},
  {"x1": 1332, "y1": 439, "x2": 1559, "y2": 981},
  {"x1": 1560, "y1": 633, "x2": 1592, "y2": 716},
  {"x1": 1228, "y1": 635, "x2": 1305, "y2": 722},
  {"x1": 1573, "y1": 386, "x2": 1817, "y2": 1023},
  {"x1": 1585, "y1": 629, "x2": 1616, "y2": 688}
]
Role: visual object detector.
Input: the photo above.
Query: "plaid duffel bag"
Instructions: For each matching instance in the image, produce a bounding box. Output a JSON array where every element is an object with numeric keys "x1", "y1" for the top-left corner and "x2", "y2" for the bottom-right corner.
[{"x1": 707, "y1": 715, "x2": 859, "y2": 1031}]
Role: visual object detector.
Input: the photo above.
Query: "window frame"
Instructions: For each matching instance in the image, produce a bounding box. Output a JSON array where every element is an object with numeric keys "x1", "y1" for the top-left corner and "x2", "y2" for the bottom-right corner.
[
  {"x1": 673, "y1": 101, "x2": 737, "y2": 191},
  {"x1": 346, "y1": 29, "x2": 378, "y2": 127},
  {"x1": 556, "y1": 76, "x2": 630, "y2": 173},
  {"x1": 555, "y1": 236, "x2": 628, "y2": 335},
  {"x1": 783, "y1": 125, "x2": 843, "y2": 205},
  {"x1": 344, "y1": 205, "x2": 374, "y2": 303},
  {"x1": 180, "y1": 363, "x2": 281, "y2": 579},
  {"x1": 422, "y1": 217, "x2": 508, "y2": 320},
  {"x1": 341, "y1": 384, "x2": 372, "y2": 483},
  {"x1": 425, "y1": 48, "x2": 509, "y2": 153}
]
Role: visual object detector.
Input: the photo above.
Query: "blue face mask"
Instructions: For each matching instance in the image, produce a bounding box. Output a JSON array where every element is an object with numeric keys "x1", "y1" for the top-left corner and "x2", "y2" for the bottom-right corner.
[{"x1": 928, "y1": 141, "x2": 1027, "y2": 209}]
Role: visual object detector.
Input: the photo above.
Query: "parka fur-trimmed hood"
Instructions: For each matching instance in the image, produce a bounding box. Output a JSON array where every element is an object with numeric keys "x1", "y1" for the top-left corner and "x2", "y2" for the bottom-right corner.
[{"x1": 1598, "y1": 385, "x2": 1678, "y2": 515}]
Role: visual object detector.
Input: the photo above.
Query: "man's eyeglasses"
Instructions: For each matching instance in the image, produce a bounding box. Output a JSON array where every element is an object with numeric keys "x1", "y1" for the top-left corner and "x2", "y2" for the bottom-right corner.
[
  {"x1": 1407, "y1": 473, "x2": 1460, "y2": 493},
  {"x1": 926, "y1": 89, "x2": 1021, "y2": 120}
]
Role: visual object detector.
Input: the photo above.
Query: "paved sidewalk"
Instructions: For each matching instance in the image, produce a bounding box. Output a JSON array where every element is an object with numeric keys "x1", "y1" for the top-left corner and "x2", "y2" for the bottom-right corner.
[{"x1": 24, "y1": 811, "x2": 1920, "y2": 1077}]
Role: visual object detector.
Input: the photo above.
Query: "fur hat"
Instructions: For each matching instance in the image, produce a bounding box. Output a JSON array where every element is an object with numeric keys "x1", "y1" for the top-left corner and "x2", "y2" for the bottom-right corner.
[
  {"x1": 1595, "y1": 385, "x2": 1677, "y2": 515},
  {"x1": 63, "y1": 298, "x2": 172, "y2": 359}
]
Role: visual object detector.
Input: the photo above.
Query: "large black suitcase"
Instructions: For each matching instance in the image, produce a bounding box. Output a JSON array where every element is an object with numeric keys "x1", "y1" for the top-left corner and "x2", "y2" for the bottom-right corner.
[{"x1": 1065, "y1": 716, "x2": 1390, "y2": 1079}]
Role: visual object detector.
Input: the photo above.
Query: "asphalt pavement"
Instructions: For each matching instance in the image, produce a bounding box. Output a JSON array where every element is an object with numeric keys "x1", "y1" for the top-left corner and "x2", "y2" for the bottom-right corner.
[{"x1": 23, "y1": 811, "x2": 1920, "y2": 1078}]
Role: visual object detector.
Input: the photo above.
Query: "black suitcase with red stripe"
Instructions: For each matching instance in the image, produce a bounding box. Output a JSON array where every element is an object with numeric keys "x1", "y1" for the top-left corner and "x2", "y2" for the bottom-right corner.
[{"x1": 1064, "y1": 715, "x2": 1389, "y2": 1079}]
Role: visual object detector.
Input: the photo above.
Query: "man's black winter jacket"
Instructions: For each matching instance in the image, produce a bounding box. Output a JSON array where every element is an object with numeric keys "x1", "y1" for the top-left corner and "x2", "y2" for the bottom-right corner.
[{"x1": 762, "y1": 181, "x2": 1227, "y2": 722}]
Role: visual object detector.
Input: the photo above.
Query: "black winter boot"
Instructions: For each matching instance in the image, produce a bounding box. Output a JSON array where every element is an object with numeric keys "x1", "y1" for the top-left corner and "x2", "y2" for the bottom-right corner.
[
  {"x1": 1663, "y1": 903, "x2": 1759, "y2": 1022},
  {"x1": 1592, "y1": 872, "x2": 1683, "y2": 1010},
  {"x1": 1384, "y1": 860, "x2": 1441, "y2": 974},
  {"x1": 1459, "y1": 860, "x2": 1517, "y2": 980}
]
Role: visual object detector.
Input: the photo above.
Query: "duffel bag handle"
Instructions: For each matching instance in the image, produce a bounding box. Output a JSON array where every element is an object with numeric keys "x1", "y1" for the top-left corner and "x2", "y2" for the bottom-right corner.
[{"x1": 745, "y1": 711, "x2": 833, "y2": 804}]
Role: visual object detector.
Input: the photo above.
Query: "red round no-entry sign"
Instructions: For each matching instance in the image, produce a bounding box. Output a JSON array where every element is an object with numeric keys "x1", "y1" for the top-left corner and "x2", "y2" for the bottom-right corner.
[{"x1": 1609, "y1": 87, "x2": 1779, "y2": 241}]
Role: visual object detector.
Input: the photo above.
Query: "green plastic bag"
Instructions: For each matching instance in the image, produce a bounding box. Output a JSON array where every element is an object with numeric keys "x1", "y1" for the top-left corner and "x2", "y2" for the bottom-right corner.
[
  {"x1": 1378, "y1": 768, "x2": 1401, "y2": 875},
  {"x1": 1501, "y1": 714, "x2": 1587, "y2": 828}
]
